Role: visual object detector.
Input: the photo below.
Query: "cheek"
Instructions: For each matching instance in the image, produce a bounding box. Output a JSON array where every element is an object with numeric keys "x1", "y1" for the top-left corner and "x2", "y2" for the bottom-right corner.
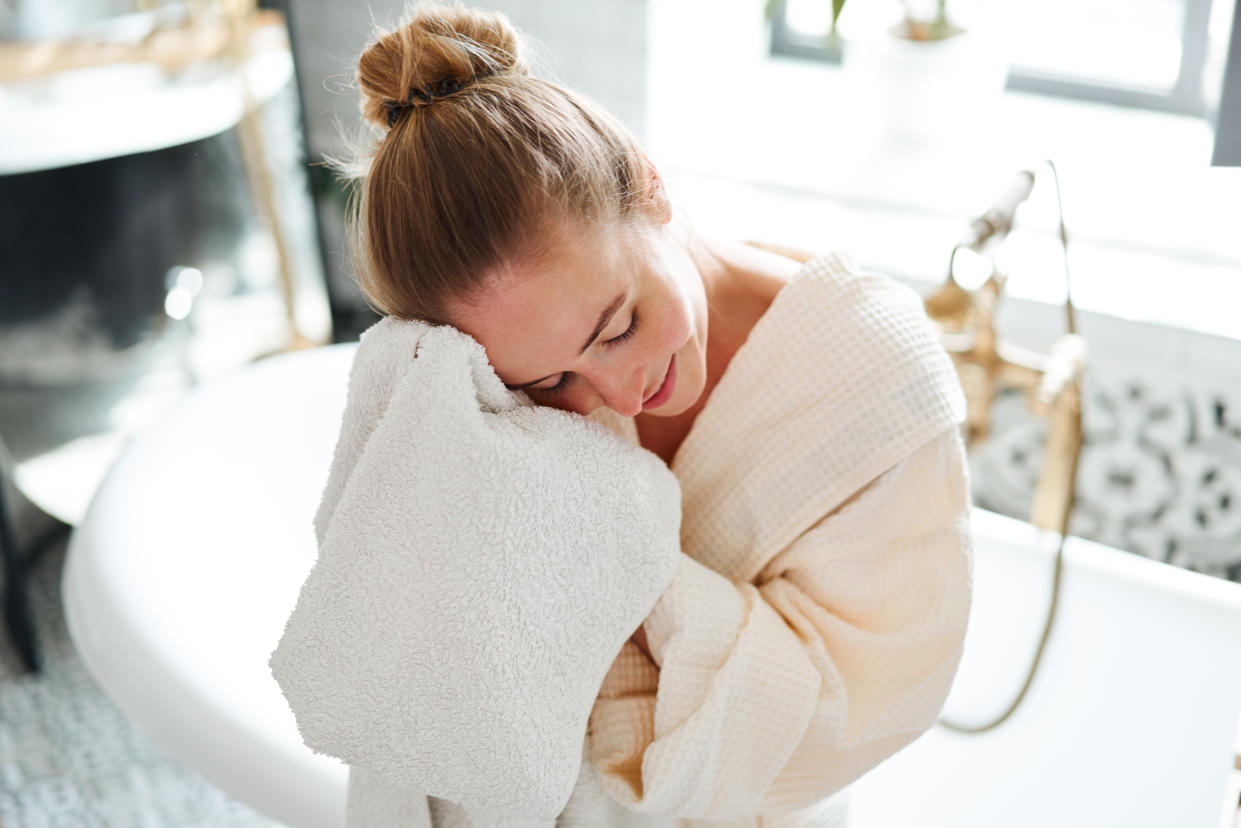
[
  {"x1": 649, "y1": 291, "x2": 695, "y2": 355},
  {"x1": 567, "y1": 390, "x2": 603, "y2": 416},
  {"x1": 530, "y1": 387, "x2": 601, "y2": 417}
]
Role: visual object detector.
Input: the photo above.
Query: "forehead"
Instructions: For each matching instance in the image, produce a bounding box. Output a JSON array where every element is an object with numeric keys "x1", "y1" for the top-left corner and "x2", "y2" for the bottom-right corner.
[{"x1": 446, "y1": 220, "x2": 640, "y2": 381}]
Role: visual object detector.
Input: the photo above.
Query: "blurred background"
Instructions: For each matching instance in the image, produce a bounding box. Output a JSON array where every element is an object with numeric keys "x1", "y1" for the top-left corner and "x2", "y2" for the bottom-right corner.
[{"x1": 1, "y1": 0, "x2": 1239, "y2": 824}]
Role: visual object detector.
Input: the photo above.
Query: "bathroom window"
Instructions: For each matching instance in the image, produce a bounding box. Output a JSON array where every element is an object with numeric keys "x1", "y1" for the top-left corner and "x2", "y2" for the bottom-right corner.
[{"x1": 770, "y1": 0, "x2": 1225, "y2": 116}]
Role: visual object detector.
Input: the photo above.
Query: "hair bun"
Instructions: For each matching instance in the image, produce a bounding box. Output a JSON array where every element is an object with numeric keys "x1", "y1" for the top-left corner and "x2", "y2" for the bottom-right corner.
[{"x1": 357, "y1": 3, "x2": 526, "y2": 128}]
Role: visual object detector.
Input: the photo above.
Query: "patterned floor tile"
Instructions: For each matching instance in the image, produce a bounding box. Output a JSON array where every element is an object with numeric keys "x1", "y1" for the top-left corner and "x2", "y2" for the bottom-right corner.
[{"x1": 0, "y1": 537, "x2": 279, "y2": 827}]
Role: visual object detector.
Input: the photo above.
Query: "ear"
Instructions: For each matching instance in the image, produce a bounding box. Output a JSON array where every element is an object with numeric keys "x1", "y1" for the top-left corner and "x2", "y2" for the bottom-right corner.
[{"x1": 640, "y1": 153, "x2": 672, "y2": 225}]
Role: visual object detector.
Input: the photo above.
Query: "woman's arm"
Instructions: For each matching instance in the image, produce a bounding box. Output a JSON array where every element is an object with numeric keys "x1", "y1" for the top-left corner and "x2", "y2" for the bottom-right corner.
[{"x1": 588, "y1": 426, "x2": 972, "y2": 820}]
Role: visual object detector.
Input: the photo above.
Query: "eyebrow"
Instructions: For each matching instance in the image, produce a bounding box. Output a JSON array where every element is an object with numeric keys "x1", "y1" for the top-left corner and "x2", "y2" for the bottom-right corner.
[
  {"x1": 580, "y1": 292, "x2": 626, "y2": 355},
  {"x1": 502, "y1": 291, "x2": 627, "y2": 391}
]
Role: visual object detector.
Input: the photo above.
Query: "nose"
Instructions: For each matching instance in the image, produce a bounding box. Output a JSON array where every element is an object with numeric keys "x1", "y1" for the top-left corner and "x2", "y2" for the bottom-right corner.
[{"x1": 593, "y1": 363, "x2": 648, "y2": 418}]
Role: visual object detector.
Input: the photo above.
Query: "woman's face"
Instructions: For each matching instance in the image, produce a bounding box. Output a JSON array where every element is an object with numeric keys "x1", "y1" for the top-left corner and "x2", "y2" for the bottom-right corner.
[{"x1": 445, "y1": 215, "x2": 709, "y2": 418}]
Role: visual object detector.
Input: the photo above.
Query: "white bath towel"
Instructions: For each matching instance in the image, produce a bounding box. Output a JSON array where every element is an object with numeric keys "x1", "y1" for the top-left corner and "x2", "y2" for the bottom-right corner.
[{"x1": 269, "y1": 319, "x2": 683, "y2": 822}]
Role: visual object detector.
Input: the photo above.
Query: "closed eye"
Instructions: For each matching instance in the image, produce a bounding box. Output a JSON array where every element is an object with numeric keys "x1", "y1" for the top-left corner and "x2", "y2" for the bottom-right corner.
[
  {"x1": 603, "y1": 311, "x2": 639, "y2": 346},
  {"x1": 532, "y1": 373, "x2": 570, "y2": 394},
  {"x1": 528, "y1": 311, "x2": 638, "y2": 397}
]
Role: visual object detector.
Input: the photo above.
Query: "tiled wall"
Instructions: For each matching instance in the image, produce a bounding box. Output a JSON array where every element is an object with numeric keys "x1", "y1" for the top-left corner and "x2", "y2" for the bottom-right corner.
[
  {"x1": 927, "y1": 283, "x2": 1241, "y2": 583},
  {"x1": 287, "y1": 0, "x2": 649, "y2": 161},
  {"x1": 491, "y1": 0, "x2": 649, "y2": 142}
]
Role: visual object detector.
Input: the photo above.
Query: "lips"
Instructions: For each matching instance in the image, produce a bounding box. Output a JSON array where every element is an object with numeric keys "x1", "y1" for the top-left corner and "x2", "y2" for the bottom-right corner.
[{"x1": 642, "y1": 355, "x2": 677, "y2": 411}]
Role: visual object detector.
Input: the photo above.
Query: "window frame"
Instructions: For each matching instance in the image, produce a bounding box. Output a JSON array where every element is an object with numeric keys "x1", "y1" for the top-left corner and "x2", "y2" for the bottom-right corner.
[
  {"x1": 768, "y1": 0, "x2": 1216, "y2": 117},
  {"x1": 1213, "y1": 0, "x2": 1241, "y2": 163}
]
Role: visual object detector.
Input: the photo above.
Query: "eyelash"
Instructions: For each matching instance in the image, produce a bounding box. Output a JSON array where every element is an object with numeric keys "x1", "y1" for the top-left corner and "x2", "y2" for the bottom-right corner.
[
  {"x1": 538, "y1": 311, "x2": 640, "y2": 395},
  {"x1": 542, "y1": 374, "x2": 571, "y2": 394},
  {"x1": 605, "y1": 311, "x2": 640, "y2": 346}
]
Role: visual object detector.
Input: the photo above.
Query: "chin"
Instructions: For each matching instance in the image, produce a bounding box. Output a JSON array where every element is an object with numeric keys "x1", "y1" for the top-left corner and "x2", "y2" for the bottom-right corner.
[
  {"x1": 650, "y1": 401, "x2": 691, "y2": 418},
  {"x1": 651, "y1": 380, "x2": 702, "y2": 418},
  {"x1": 663, "y1": 354, "x2": 706, "y2": 416}
]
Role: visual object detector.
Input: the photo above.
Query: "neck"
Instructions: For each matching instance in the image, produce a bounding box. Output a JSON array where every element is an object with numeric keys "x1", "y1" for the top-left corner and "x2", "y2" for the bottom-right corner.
[
  {"x1": 668, "y1": 212, "x2": 734, "y2": 329},
  {"x1": 665, "y1": 215, "x2": 747, "y2": 403}
]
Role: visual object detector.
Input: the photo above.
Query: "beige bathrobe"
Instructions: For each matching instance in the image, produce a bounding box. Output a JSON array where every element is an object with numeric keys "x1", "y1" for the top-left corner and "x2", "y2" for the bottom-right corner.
[{"x1": 347, "y1": 251, "x2": 973, "y2": 827}]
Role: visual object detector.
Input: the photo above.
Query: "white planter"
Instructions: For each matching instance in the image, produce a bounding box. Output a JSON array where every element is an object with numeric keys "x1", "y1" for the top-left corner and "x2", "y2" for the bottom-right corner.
[{"x1": 842, "y1": 23, "x2": 1009, "y2": 145}]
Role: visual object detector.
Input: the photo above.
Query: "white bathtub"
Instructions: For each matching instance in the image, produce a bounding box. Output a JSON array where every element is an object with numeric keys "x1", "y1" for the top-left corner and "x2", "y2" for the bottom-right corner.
[
  {"x1": 848, "y1": 508, "x2": 1241, "y2": 828},
  {"x1": 63, "y1": 344, "x2": 1241, "y2": 827}
]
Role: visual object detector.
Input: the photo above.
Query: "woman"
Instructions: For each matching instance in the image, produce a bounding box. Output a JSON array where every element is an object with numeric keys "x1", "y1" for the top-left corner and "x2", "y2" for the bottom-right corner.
[{"x1": 337, "y1": 4, "x2": 973, "y2": 826}]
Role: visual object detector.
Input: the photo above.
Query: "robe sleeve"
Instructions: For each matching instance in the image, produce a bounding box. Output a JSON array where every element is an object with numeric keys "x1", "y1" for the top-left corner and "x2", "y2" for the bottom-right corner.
[{"x1": 587, "y1": 426, "x2": 973, "y2": 820}]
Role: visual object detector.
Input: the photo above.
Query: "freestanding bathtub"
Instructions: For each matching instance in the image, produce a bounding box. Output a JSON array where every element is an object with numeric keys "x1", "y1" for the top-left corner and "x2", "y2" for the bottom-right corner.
[{"x1": 63, "y1": 344, "x2": 1241, "y2": 827}]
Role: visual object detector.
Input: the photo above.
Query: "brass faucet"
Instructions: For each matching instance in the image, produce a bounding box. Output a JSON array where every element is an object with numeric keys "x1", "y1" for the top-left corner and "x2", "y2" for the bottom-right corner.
[{"x1": 922, "y1": 163, "x2": 1085, "y2": 535}]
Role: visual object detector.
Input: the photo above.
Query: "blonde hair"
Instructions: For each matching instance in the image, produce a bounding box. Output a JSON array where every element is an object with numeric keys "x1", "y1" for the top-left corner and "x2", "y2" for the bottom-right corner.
[{"x1": 333, "y1": 2, "x2": 653, "y2": 323}]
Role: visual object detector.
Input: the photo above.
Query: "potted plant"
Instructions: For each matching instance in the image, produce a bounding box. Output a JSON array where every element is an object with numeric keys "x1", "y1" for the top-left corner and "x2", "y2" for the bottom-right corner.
[
  {"x1": 768, "y1": 0, "x2": 1009, "y2": 144},
  {"x1": 847, "y1": 0, "x2": 962, "y2": 43}
]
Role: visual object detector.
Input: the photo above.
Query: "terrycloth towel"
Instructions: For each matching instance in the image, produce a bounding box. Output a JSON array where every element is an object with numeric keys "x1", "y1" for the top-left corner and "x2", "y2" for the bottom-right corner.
[{"x1": 269, "y1": 319, "x2": 683, "y2": 822}]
